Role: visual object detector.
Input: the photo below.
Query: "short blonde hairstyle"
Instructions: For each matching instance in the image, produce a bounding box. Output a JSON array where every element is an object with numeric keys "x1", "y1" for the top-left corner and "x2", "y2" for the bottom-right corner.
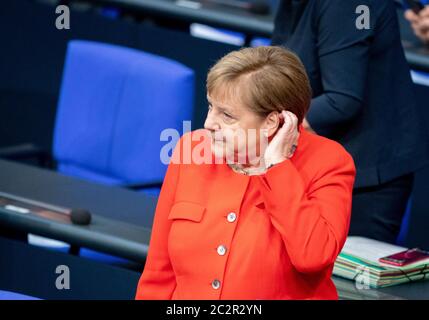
[{"x1": 206, "y1": 46, "x2": 312, "y2": 124}]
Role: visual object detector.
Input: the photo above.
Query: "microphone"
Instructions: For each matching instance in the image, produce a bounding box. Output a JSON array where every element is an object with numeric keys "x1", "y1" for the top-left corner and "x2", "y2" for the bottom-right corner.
[
  {"x1": 70, "y1": 208, "x2": 92, "y2": 225},
  {"x1": 202, "y1": 0, "x2": 271, "y2": 15}
]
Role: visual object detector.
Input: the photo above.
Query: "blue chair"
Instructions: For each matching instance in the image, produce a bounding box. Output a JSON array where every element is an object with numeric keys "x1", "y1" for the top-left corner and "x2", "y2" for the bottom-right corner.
[
  {"x1": 0, "y1": 290, "x2": 40, "y2": 300},
  {"x1": 28, "y1": 40, "x2": 194, "y2": 264},
  {"x1": 53, "y1": 40, "x2": 195, "y2": 196}
]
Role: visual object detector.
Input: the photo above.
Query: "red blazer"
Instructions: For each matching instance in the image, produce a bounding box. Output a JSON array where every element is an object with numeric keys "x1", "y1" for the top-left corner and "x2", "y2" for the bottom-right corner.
[{"x1": 135, "y1": 125, "x2": 356, "y2": 300}]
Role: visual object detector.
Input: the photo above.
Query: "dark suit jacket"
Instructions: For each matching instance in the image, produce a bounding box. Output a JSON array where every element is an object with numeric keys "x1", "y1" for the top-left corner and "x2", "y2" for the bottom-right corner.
[{"x1": 272, "y1": 0, "x2": 429, "y2": 188}]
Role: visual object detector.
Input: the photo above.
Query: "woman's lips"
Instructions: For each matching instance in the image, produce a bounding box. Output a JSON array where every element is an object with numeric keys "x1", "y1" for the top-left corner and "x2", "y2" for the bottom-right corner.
[
  {"x1": 212, "y1": 137, "x2": 225, "y2": 142},
  {"x1": 211, "y1": 134, "x2": 225, "y2": 142}
]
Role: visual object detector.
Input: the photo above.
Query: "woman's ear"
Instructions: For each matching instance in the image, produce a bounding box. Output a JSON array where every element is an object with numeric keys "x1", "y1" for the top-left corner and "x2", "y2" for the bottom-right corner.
[{"x1": 264, "y1": 112, "x2": 282, "y2": 137}]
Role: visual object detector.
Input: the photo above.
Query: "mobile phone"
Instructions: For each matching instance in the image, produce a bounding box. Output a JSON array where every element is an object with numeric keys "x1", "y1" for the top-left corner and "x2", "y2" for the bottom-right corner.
[
  {"x1": 379, "y1": 248, "x2": 429, "y2": 267},
  {"x1": 404, "y1": 0, "x2": 425, "y2": 14}
]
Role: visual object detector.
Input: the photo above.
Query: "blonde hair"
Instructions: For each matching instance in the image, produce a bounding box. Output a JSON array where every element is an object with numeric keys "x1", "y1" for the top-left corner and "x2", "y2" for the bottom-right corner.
[{"x1": 206, "y1": 46, "x2": 312, "y2": 124}]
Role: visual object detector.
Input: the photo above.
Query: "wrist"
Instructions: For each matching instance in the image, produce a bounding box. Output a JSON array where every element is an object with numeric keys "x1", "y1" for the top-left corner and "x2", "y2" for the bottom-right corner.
[{"x1": 264, "y1": 157, "x2": 286, "y2": 169}]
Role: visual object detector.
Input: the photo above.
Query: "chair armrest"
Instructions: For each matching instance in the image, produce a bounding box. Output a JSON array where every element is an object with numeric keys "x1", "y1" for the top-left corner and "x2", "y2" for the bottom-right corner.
[
  {"x1": 121, "y1": 181, "x2": 163, "y2": 190},
  {"x1": 0, "y1": 143, "x2": 54, "y2": 168}
]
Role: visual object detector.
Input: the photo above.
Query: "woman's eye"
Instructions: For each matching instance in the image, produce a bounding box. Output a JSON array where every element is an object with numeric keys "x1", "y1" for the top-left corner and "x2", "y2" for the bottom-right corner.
[{"x1": 223, "y1": 112, "x2": 233, "y2": 119}]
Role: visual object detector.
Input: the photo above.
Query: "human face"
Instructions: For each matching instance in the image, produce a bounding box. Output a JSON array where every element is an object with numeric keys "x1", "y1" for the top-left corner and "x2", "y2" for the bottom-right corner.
[{"x1": 204, "y1": 93, "x2": 274, "y2": 166}]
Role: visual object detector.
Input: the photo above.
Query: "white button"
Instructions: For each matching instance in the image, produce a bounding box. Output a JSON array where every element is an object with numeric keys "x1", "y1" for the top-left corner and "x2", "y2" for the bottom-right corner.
[
  {"x1": 227, "y1": 212, "x2": 236, "y2": 223},
  {"x1": 212, "y1": 279, "x2": 221, "y2": 290},
  {"x1": 217, "y1": 245, "x2": 227, "y2": 256}
]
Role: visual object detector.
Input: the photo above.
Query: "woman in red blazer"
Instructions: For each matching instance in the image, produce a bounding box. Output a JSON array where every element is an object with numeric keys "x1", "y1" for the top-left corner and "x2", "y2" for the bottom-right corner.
[{"x1": 136, "y1": 46, "x2": 356, "y2": 300}]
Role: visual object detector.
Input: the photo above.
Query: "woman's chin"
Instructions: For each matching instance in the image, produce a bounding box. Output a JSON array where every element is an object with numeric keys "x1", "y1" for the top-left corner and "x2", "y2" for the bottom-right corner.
[
  {"x1": 211, "y1": 145, "x2": 226, "y2": 161},
  {"x1": 210, "y1": 142, "x2": 231, "y2": 162}
]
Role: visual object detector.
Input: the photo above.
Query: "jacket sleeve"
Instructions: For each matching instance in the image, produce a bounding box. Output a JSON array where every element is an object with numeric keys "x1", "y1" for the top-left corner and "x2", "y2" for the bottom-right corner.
[
  {"x1": 257, "y1": 148, "x2": 356, "y2": 273},
  {"x1": 306, "y1": 0, "x2": 375, "y2": 136},
  {"x1": 135, "y1": 139, "x2": 182, "y2": 299}
]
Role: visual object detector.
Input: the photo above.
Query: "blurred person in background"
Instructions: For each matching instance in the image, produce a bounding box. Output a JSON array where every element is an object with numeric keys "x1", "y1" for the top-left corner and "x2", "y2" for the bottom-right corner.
[
  {"x1": 272, "y1": 0, "x2": 429, "y2": 244},
  {"x1": 404, "y1": 0, "x2": 429, "y2": 44}
]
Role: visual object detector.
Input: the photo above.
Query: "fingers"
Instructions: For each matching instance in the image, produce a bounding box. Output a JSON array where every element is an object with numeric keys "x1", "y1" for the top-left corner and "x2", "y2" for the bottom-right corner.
[
  {"x1": 264, "y1": 111, "x2": 299, "y2": 164},
  {"x1": 405, "y1": 9, "x2": 419, "y2": 23},
  {"x1": 413, "y1": 21, "x2": 429, "y2": 42},
  {"x1": 420, "y1": 31, "x2": 429, "y2": 43},
  {"x1": 280, "y1": 110, "x2": 298, "y2": 134},
  {"x1": 420, "y1": 6, "x2": 429, "y2": 18},
  {"x1": 280, "y1": 111, "x2": 299, "y2": 158},
  {"x1": 405, "y1": 6, "x2": 429, "y2": 38},
  {"x1": 408, "y1": 16, "x2": 429, "y2": 41},
  {"x1": 419, "y1": 18, "x2": 429, "y2": 32},
  {"x1": 405, "y1": 6, "x2": 429, "y2": 20}
]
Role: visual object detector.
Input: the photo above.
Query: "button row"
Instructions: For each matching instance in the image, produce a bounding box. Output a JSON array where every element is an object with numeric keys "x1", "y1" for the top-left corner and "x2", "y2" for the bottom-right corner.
[{"x1": 211, "y1": 212, "x2": 236, "y2": 291}]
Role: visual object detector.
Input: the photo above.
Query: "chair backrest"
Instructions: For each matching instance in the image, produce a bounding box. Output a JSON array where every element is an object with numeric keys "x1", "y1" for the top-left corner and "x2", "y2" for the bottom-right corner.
[{"x1": 53, "y1": 40, "x2": 194, "y2": 187}]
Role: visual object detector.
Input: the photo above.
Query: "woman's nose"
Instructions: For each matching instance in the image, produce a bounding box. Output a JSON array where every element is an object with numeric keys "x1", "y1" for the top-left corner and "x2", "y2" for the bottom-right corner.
[{"x1": 204, "y1": 113, "x2": 220, "y2": 131}]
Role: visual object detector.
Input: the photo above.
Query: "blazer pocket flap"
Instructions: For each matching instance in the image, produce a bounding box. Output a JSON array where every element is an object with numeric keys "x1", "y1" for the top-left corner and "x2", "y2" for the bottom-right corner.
[{"x1": 168, "y1": 202, "x2": 206, "y2": 222}]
